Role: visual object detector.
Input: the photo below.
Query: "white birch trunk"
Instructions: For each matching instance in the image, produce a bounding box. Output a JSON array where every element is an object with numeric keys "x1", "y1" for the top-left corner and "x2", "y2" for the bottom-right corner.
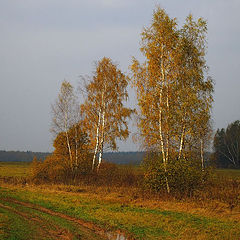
[
  {"x1": 166, "y1": 78, "x2": 169, "y2": 163},
  {"x1": 92, "y1": 109, "x2": 101, "y2": 170},
  {"x1": 64, "y1": 112, "x2": 73, "y2": 172},
  {"x1": 159, "y1": 52, "x2": 170, "y2": 194},
  {"x1": 159, "y1": 99, "x2": 170, "y2": 194},
  {"x1": 159, "y1": 89, "x2": 166, "y2": 162},
  {"x1": 74, "y1": 125, "x2": 78, "y2": 169},
  {"x1": 97, "y1": 104, "x2": 105, "y2": 171},
  {"x1": 98, "y1": 142, "x2": 104, "y2": 172},
  {"x1": 178, "y1": 124, "x2": 186, "y2": 160}
]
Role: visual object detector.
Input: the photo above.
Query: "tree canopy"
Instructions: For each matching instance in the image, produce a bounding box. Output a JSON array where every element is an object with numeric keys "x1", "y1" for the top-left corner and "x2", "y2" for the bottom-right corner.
[
  {"x1": 131, "y1": 7, "x2": 214, "y2": 192},
  {"x1": 82, "y1": 57, "x2": 134, "y2": 171}
]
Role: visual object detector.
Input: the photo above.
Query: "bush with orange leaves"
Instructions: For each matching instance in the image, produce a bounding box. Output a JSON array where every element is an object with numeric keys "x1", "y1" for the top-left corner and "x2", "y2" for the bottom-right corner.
[{"x1": 30, "y1": 124, "x2": 92, "y2": 184}]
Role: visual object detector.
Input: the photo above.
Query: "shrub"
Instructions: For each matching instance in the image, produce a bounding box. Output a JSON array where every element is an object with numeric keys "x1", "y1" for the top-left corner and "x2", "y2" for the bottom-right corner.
[
  {"x1": 30, "y1": 154, "x2": 92, "y2": 184},
  {"x1": 143, "y1": 152, "x2": 211, "y2": 197}
]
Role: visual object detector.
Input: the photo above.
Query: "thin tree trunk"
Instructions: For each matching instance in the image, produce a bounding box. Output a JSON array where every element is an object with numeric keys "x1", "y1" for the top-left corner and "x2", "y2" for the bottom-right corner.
[
  {"x1": 178, "y1": 110, "x2": 186, "y2": 160},
  {"x1": 178, "y1": 124, "x2": 186, "y2": 159},
  {"x1": 159, "y1": 51, "x2": 170, "y2": 194},
  {"x1": 166, "y1": 77, "x2": 169, "y2": 163},
  {"x1": 159, "y1": 101, "x2": 170, "y2": 194},
  {"x1": 97, "y1": 104, "x2": 106, "y2": 171},
  {"x1": 219, "y1": 150, "x2": 236, "y2": 166},
  {"x1": 92, "y1": 109, "x2": 101, "y2": 171},
  {"x1": 97, "y1": 139, "x2": 104, "y2": 172},
  {"x1": 64, "y1": 113, "x2": 73, "y2": 172},
  {"x1": 232, "y1": 142, "x2": 238, "y2": 162},
  {"x1": 225, "y1": 140, "x2": 236, "y2": 166},
  {"x1": 159, "y1": 89, "x2": 166, "y2": 163},
  {"x1": 74, "y1": 125, "x2": 78, "y2": 170},
  {"x1": 65, "y1": 131, "x2": 73, "y2": 172}
]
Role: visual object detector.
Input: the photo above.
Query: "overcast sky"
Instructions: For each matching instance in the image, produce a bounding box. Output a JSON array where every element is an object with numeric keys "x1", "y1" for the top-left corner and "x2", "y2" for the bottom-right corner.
[{"x1": 0, "y1": 0, "x2": 240, "y2": 152}]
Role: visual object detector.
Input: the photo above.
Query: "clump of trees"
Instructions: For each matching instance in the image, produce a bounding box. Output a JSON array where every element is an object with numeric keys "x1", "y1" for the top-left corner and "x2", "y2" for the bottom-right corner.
[
  {"x1": 31, "y1": 121, "x2": 92, "y2": 183},
  {"x1": 131, "y1": 7, "x2": 213, "y2": 194},
  {"x1": 213, "y1": 120, "x2": 240, "y2": 168},
  {"x1": 31, "y1": 58, "x2": 133, "y2": 183},
  {"x1": 32, "y1": 6, "x2": 214, "y2": 195}
]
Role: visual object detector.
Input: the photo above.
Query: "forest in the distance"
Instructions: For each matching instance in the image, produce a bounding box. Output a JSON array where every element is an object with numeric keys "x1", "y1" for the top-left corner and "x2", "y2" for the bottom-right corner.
[
  {"x1": 0, "y1": 150, "x2": 49, "y2": 162},
  {"x1": 0, "y1": 150, "x2": 144, "y2": 165}
]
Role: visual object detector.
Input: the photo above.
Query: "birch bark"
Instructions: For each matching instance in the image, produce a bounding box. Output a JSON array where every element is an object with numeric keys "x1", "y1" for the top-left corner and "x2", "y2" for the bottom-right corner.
[
  {"x1": 92, "y1": 109, "x2": 101, "y2": 170},
  {"x1": 159, "y1": 50, "x2": 170, "y2": 194},
  {"x1": 178, "y1": 112, "x2": 186, "y2": 159},
  {"x1": 64, "y1": 112, "x2": 73, "y2": 172},
  {"x1": 97, "y1": 108, "x2": 105, "y2": 171}
]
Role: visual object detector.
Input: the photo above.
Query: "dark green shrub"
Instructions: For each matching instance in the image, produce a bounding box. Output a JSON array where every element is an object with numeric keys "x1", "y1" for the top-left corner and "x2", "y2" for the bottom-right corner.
[{"x1": 143, "y1": 152, "x2": 211, "y2": 197}]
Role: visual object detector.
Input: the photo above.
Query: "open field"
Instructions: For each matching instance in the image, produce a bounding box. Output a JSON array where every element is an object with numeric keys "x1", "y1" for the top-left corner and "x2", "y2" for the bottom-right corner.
[
  {"x1": 0, "y1": 161, "x2": 30, "y2": 177},
  {"x1": 1, "y1": 162, "x2": 240, "y2": 239},
  {"x1": 2, "y1": 161, "x2": 240, "y2": 179}
]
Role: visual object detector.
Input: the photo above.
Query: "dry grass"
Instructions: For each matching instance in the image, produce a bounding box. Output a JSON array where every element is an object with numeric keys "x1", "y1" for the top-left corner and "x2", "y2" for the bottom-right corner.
[
  {"x1": 1, "y1": 179, "x2": 239, "y2": 223},
  {"x1": 1, "y1": 182, "x2": 240, "y2": 240},
  {"x1": 0, "y1": 161, "x2": 30, "y2": 177}
]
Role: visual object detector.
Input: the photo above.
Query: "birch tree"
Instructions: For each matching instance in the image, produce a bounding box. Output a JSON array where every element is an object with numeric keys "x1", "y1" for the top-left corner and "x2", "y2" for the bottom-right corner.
[
  {"x1": 176, "y1": 15, "x2": 213, "y2": 162},
  {"x1": 51, "y1": 80, "x2": 85, "y2": 175},
  {"x1": 131, "y1": 7, "x2": 214, "y2": 193},
  {"x1": 82, "y1": 57, "x2": 133, "y2": 171}
]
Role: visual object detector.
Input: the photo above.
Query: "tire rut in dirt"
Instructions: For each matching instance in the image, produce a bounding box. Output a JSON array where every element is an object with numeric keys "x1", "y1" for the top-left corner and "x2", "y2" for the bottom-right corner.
[
  {"x1": 0, "y1": 202, "x2": 73, "y2": 240},
  {"x1": 0, "y1": 197, "x2": 108, "y2": 240}
]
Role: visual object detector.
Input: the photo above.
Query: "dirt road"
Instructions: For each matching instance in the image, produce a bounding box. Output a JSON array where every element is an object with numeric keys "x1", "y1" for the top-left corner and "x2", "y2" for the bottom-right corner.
[{"x1": 0, "y1": 197, "x2": 109, "y2": 240}]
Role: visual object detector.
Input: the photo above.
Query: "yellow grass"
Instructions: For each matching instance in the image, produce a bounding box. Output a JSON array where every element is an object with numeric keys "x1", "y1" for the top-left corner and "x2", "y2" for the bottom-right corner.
[{"x1": 0, "y1": 162, "x2": 30, "y2": 177}]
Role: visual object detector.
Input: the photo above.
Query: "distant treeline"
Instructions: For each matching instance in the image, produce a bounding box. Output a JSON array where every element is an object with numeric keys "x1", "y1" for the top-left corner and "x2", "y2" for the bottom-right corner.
[
  {"x1": 0, "y1": 150, "x2": 50, "y2": 162},
  {"x1": 0, "y1": 150, "x2": 213, "y2": 167},
  {"x1": 103, "y1": 152, "x2": 145, "y2": 165},
  {"x1": 0, "y1": 150, "x2": 145, "y2": 165}
]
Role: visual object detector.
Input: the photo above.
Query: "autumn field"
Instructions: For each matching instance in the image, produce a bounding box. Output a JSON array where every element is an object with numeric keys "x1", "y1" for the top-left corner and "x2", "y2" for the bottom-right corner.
[
  {"x1": 0, "y1": 162, "x2": 30, "y2": 177},
  {"x1": 0, "y1": 161, "x2": 240, "y2": 240}
]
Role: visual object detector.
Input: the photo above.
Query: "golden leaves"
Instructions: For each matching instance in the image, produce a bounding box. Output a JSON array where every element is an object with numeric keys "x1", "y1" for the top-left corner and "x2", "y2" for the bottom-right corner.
[{"x1": 130, "y1": 6, "x2": 214, "y2": 157}]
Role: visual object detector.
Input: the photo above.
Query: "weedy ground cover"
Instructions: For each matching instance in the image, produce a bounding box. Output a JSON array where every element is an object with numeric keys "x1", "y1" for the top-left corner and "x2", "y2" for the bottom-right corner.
[{"x1": 0, "y1": 185, "x2": 240, "y2": 240}]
